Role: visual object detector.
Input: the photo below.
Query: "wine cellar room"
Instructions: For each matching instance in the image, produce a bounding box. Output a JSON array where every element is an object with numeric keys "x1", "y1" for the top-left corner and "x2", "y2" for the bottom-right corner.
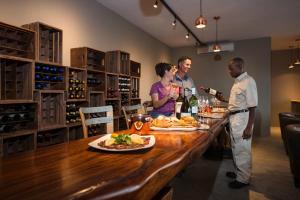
[{"x1": 0, "y1": 0, "x2": 172, "y2": 156}]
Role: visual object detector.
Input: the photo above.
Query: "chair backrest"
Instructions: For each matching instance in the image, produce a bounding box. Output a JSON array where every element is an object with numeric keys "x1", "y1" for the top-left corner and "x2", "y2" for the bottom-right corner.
[
  {"x1": 142, "y1": 100, "x2": 153, "y2": 115},
  {"x1": 79, "y1": 105, "x2": 114, "y2": 138},
  {"x1": 121, "y1": 104, "x2": 143, "y2": 129}
]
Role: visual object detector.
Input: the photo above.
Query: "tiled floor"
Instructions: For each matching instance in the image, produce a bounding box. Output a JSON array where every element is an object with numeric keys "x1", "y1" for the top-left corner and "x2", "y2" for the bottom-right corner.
[{"x1": 170, "y1": 127, "x2": 300, "y2": 200}]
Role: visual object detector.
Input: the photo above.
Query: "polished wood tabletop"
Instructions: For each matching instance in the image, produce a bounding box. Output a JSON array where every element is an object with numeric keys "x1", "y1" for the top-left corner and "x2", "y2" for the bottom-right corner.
[{"x1": 0, "y1": 116, "x2": 228, "y2": 200}]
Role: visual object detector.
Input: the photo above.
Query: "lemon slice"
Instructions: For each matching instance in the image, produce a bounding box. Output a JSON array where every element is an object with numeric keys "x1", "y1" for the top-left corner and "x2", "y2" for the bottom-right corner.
[{"x1": 134, "y1": 121, "x2": 144, "y2": 130}]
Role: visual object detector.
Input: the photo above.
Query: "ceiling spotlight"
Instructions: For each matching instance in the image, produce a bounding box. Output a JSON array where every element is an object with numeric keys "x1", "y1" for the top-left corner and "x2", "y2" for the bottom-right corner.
[
  {"x1": 172, "y1": 18, "x2": 176, "y2": 26},
  {"x1": 195, "y1": 0, "x2": 207, "y2": 28},
  {"x1": 185, "y1": 32, "x2": 190, "y2": 39},
  {"x1": 153, "y1": 0, "x2": 158, "y2": 8}
]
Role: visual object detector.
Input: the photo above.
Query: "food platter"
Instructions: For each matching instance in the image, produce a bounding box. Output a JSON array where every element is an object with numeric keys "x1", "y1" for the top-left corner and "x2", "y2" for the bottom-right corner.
[
  {"x1": 88, "y1": 134, "x2": 156, "y2": 152},
  {"x1": 150, "y1": 126, "x2": 198, "y2": 131},
  {"x1": 150, "y1": 123, "x2": 209, "y2": 131}
]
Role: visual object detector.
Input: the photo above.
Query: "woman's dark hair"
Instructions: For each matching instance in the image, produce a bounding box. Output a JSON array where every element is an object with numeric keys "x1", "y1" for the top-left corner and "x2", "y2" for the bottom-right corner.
[{"x1": 155, "y1": 62, "x2": 172, "y2": 78}]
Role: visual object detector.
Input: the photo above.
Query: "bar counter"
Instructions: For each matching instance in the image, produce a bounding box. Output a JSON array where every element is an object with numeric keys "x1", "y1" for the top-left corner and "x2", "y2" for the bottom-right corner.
[{"x1": 0, "y1": 116, "x2": 228, "y2": 200}]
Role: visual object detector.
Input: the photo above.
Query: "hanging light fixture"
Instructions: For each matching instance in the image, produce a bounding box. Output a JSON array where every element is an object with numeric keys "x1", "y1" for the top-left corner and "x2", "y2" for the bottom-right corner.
[
  {"x1": 212, "y1": 16, "x2": 221, "y2": 52},
  {"x1": 153, "y1": 0, "x2": 158, "y2": 8},
  {"x1": 294, "y1": 39, "x2": 300, "y2": 65},
  {"x1": 195, "y1": 0, "x2": 207, "y2": 28},
  {"x1": 288, "y1": 46, "x2": 295, "y2": 69}
]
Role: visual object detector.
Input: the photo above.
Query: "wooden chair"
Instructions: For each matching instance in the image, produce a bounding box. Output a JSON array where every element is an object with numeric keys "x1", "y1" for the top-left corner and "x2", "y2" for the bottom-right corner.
[
  {"x1": 121, "y1": 104, "x2": 143, "y2": 129},
  {"x1": 143, "y1": 100, "x2": 153, "y2": 114},
  {"x1": 79, "y1": 105, "x2": 114, "y2": 138}
]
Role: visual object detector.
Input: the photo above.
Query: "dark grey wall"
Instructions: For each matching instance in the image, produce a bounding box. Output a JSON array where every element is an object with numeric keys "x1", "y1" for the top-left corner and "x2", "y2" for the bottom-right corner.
[
  {"x1": 171, "y1": 37, "x2": 271, "y2": 136},
  {"x1": 271, "y1": 50, "x2": 300, "y2": 126}
]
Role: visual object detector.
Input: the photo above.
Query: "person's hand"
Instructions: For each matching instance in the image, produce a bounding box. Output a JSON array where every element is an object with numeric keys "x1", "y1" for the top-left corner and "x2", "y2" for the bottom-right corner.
[
  {"x1": 168, "y1": 87, "x2": 178, "y2": 99},
  {"x1": 242, "y1": 126, "x2": 252, "y2": 139}
]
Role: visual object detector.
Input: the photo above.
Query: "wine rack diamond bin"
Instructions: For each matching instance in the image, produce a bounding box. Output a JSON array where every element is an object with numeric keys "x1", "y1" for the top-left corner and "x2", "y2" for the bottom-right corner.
[
  {"x1": 130, "y1": 60, "x2": 141, "y2": 77},
  {"x1": 0, "y1": 56, "x2": 33, "y2": 101},
  {"x1": 22, "y1": 22, "x2": 62, "y2": 64},
  {"x1": 35, "y1": 62, "x2": 66, "y2": 90},
  {"x1": 71, "y1": 47, "x2": 105, "y2": 71},
  {"x1": 106, "y1": 51, "x2": 130, "y2": 74},
  {"x1": 0, "y1": 21, "x2": 35, "y2": 59},
  {"x1": 67, "y1": 67, "x2": 87, "y2": 100},
  {"x1": 35, "y1": 91, "x2": 65, "y2": 131}
]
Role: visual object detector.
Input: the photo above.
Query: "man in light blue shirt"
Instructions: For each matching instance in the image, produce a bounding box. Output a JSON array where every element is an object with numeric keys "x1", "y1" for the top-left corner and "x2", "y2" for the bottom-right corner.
[{"x1": 173, "y1": 56, "x2": 199, "y2": 99}]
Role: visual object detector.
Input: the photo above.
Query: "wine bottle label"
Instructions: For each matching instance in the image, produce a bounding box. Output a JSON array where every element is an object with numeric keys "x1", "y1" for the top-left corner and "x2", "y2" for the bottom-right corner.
[
  {"x1": 176, "y1": 102, "x2": 183, "y2": 113},
  {"x1": 209, "y1": 88, "x2": 217, "y2": 96},
  {"x1": 181, "y1": 112, "x2": 191, "y2": 117},
  {"x1": 191, "y1": 106, "x2": 198, "y2": 114}
]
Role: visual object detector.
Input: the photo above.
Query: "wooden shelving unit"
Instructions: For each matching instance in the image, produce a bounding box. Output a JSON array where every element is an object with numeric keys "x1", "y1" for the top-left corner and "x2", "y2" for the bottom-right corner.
[
  {"x1": 0, "y1": 56, "x2": 34, "y2": 101},
  {"x1": 0, "y1": 20, "x2": 141, "y2": 156},
  {"x1": 0, "y1": 21, "x2": 35, "y2": 60},
  {"x1": 22, "y1": 22, "x2": 62, "y2": 64},
  {"x1": 34, "y1": 62, "x2": 66, "y2": 90},
  {"x1": 71, "y1": 47, "x2": 105, "y2": 71}
]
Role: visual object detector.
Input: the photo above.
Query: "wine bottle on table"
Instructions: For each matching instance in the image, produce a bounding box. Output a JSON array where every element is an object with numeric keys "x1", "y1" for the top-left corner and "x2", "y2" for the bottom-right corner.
[
  {"x1": 175, "y1": 87, "x2": 184, "y2": 119},
  {"x1": 180, "y1": 88, "x2": 191, "y2": 117},
  {"x1": 189, "y1": 88, "x2": 198, "y2": 118}
]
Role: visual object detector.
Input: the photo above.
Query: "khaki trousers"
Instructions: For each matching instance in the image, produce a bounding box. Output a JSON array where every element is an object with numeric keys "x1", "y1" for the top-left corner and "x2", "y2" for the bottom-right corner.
[{"x1": 229, "y1": 112, "x2": 252, "y2": 184}]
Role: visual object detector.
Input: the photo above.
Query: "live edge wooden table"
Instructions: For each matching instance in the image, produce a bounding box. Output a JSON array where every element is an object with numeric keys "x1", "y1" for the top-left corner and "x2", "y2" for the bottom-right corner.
[{"x1": 0, "y1": 116, "x2": 228, "y2": 200}]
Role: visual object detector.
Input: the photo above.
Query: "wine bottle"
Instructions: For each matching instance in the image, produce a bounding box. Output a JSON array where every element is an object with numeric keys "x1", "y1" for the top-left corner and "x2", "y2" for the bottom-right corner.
[
  {"x1": 69, "y1": 93, "x2": 75, "y2": 99},
  {"x1": 175, "y1": 87, "x2": 184, "y2": 119},
  {"x1": 201, "y1": 87, "x2": 227, "y2": 102},
  {"x1": 180, "y1": 88, "x2": 191, "y2": 117},
  {"x1": 0, "y1": 115, "x2": 9, "y2": 123},
  {"x1": 0, "y1": 125, "x2": 13, "y2": 132},
  {"x1": 35, "y1": 74, "x2": 42, "y2": 81},
  {"x1": 69, "y1": 79, "x2": 75, "y2": 84},
  {"x1": 189, "y1": 88, "x2": 198, "y2": 118}
]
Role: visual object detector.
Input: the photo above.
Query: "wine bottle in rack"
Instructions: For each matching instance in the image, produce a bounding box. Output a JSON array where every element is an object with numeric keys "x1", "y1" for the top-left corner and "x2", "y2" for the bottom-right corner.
[
  {"x1": 0, "y1": 115, "x2": 9, "y2": 123},
  {"x1": 0, "y1": 125, "x2": 14, "y2": 133}
]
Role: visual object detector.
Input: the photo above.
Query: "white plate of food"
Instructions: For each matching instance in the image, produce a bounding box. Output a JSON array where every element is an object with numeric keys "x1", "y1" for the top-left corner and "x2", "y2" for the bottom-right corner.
[{"x1": 88, "y1": 133, "x2": 155, "y2": 152}]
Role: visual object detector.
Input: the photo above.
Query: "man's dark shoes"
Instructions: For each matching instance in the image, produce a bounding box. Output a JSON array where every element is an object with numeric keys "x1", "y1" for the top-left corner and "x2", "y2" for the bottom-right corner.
[
  {"x1": 228, "y1": 180, "x2": 249, "y2": 189},
  {"x1": 226, "y1": 171, "x2": 237, "y2": 179}
]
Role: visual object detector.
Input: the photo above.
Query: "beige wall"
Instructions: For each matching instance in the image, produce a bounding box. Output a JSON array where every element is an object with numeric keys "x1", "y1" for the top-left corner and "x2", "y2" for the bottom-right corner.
[
  {"x1": 0, "y1": 0, "x2": 170, "y2": 102},
  {"x1": 171, "y1": 38, "x2": 271, "y2": 136},
  {"x1": 271, "y1": 50, "x2": 300, "y2": 126}
]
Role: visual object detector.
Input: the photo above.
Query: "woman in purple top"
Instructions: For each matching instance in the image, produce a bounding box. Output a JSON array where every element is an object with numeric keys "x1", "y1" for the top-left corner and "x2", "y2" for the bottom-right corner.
[{"x1": 149, "y1": 63, "x2": 178, "y2": 118}]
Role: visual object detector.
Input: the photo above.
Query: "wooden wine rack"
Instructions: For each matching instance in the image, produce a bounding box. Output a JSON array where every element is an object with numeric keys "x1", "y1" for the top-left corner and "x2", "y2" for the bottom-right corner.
[
  {"x1": 0, "y1": 21, "x2": 141, "y2": 156},
  {"x1": 22, "y1": 22, "x2": 63, "y2": 64},
  {"x1": 0, "y1": 21, "x2": 35, "y2": 60}
]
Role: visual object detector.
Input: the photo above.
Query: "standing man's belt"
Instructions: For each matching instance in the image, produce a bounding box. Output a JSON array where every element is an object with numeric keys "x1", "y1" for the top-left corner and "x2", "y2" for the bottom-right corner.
[{"x1": 229, "y1": 109, "x2": 249, "y2": 115}]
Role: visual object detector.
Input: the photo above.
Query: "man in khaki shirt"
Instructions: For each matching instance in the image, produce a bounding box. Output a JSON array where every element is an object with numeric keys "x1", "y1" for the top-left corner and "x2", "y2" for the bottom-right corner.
[{"x1": 225, "y1": 57, "x2": 258, "y2": 189}]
